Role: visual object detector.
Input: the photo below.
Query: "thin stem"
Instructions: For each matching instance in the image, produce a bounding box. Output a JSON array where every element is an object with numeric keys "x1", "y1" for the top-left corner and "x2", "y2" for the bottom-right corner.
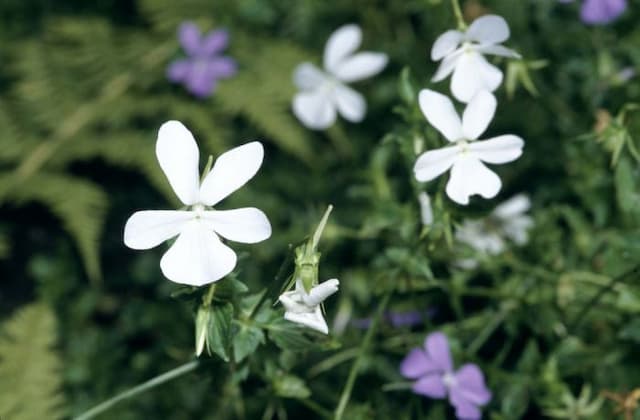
[
  {"x1": 300, "y1": 398, "x2": 333, "y2": 419},
  {"x1": 334, "y1": 293, "x2": 391, "y2": 420},
  {"x1": 570, "y1": 264, "x2": 640, "y2": 331},
  {"x1": 450, "y1": 0, "x2": 467, "y2": 30},
  {"x1": 466, "y1": 302, "x2": 515, "y2": 356},
  {"x1": 73, "y1": 360, "x2": 199, "y2": 420}
]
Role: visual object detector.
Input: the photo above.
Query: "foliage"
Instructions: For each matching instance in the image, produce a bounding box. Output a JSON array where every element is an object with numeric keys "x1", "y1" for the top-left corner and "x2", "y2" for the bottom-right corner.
[
  {"x1": 0, "y1": 302, "x2": 65, "y2": 420},
  {"x1": 1, "y1": 0, "x2": 640, "y2": 419}
]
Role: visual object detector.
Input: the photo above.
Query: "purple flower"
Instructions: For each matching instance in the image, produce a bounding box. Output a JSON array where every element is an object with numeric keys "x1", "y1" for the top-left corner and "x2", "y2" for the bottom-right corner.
[
  {"x1": 581, "y1": 0, "x2": 627, "y2": 24},
  {"x1": 167, "y1": 22, "x2": 237, "y2": 98},
  {"x1": 400, "y1": 332, "x2": 491, "y2": 420}
]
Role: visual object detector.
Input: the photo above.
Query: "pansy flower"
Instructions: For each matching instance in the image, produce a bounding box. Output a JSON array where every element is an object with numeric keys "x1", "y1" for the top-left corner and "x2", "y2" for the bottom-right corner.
[
  {"x1": 167, "y1": 22, "x2": 237, "y2": 98},
  {"x1": 456, "y1": 194, "x2": 533, "y2": 257},
  {"x1": 413, "y1": 89, "x2": 524, "y2": 205},
  {"x1": 400, "y1": 332, "x2": 492, "y2": 420},
  {"x1": 292, "y1": 24, "x2": 388, "y2": 130},
  {"x1": 124, "y1": 121, "x2": 271, "y2": 286},
  {"x1": 431, "y1": 15, "x2": 519, "y2": 103},
  {"x1": 279, "y1": 278, "x2": 340, "y2": 334}
]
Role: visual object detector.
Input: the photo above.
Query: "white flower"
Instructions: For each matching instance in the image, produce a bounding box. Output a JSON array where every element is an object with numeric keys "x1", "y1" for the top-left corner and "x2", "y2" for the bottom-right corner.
[
  {"x1": 431, "y1": 15, "x2": 520, "y2": 103},
  {"x1": 418, "y1": 192, "x2": 434, "y2": 226},
  {"x1": 292, "y1": 24, "x2": 388, "y2": 130},
  {"x1": 279, "y1": 278, "x2": 340, "y2": 334},
  {"x1": 413, "y1": 89, "x2": 524, "y2": 205},
  {"x1": 456, "y1": 194, "x2": 533, "y2": 256},
  {"x1": 123, "y1": 120, "x2": 272, "y2": 286}
]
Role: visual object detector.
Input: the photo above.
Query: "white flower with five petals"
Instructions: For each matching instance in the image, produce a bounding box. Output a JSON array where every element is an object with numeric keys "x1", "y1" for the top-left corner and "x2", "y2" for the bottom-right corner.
[
  {"x1": 279, "y1": 278, "x2": 339, "y2": 334},
  {"x1": 124, "y1": 120, "x2": 272, "y2": 286},
  {"x1": 431, "y1": 15, "x2": 520, "y2": 103},
  {"x1": 292, "y1": 24, "x2": 388, "y2": 130},
  {"x1": 413, "y1": 89, "x2": 524, "y2": 205}
]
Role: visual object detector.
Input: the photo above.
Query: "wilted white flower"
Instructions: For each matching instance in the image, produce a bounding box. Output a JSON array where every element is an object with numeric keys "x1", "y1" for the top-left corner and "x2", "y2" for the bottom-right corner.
[
  {"x1": 456, "y1": 194, "x2": 533, "y2": 256},
  {"x1": 418, "y1": 192, "x2": 434, "y2": 226},
  {"x1": 431, "y1": 15, "x2": 520, "y2": 103},
  {"x1": 279, "y1": 278, "x2": 340, "y2": 334},
  {"x1": 124, "y1": 120, "x2": 272, "y2": 286},
  {"x1": 414, "y1": 89, "x2": 524, "y2": 205},
  {"x1": 292, "y1": 24, "x2": 388, "y2": 130}
]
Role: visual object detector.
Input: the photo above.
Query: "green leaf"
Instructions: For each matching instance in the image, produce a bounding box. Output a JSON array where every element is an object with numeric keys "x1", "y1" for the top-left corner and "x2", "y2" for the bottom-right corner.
[
  {"x1": 206, "y1": 302, "x2": 234, "y2": 362},
  {"x1": 0, "y1": 302, "x2": 65, "y2": 419},
  {"x1": 233, "y1": 322, "x2": 265, "y2": 362},
  {"x1": 266, "y1": 318, "x2": 316, "y2": 351},
  {"x1": 500, "y1": 381, "x2": 529, "y2": 419}
]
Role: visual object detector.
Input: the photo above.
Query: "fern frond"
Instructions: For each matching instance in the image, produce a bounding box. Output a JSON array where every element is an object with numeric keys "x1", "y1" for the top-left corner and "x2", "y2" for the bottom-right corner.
[
  {"x1": 0, "y1": 302, "x2": 65, "y2": 420},
  {"x1": 0, "y1": 172, "x2": 107, "y2": 283}
]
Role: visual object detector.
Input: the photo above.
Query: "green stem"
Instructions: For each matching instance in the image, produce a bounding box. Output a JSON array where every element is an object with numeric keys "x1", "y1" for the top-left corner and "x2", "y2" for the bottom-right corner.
[
  {"x1": 300, "y1": 398, "x2": 333, "y2": 419},
  {"x1": 334, "y1": 293, "x2": 391, "y2": 420},
  {"x1": 450, "y1": 0, "x2": 467, "y2": 30},
  {"x1": 569, "y1": 264, "x2": 640, "y2": 331},
  {"x1": 73, "y1": 360, "x2": 199, "y2": 420},
  {"x1": 466, "y1": 302, "x2": 515, "y2": 356}
]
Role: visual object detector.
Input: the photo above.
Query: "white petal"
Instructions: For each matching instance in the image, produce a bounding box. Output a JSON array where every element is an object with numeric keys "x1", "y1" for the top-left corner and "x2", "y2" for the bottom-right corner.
[
  {"x1": 456, "y1": 220, "x2": 505, "y2": 254},
  {"x1": 279, "y1": 290, "x2": 307, "y2": 313},
  {"x1": 446, "y1": 157, "x2": 501, "y2": 205},
  {"x1": 466, "y1": 15, "x2": 510, "y2": 45},
  {"x1": 477, "y1": 44, "x2": 521, "y2": 58},
  {"x1": 334, "y1": 83, "x2": 366, "y2": 122},
  {"x1": 284, "y1": 306, "x2": 329, "y2": 334},
  {"x1": 418, "y1": 192, "x2": 434, "y2": 226},
  {"x1": 124, "y1": 210, "x2": 192, "y2": 250},
  {"x1": 303, "y1": 279, "x2": 339, "y2": 307},
  {"x1": 451, "y1": 52, "x2": 503, "y2": 103},
  {"x1": 414, "y1": 145, "x2": 460, "y2": 182},
  {"x1": 462, "y1": 90, "x2": 497, "y2": 140},
  {"x1": 160, "y1": 221, "x2": 237, "y2": 285},
  {"x1": 332, "y1": 52, "x2": 388, "y2": 82},
  {"x1": 418, "y1": 89, "x2": 463, "y2": 141},
  {"x1": 203, "y1": 207, "x2": 271, "y2": 244},
  {"x1": 431, "y1": 49, "x2": 462, "y2": 82},
  {"x1": 493, "y1": 194, "x2": 530, "y2": 219},
  {"x1": 469, "y1": 135, "x2": 524, "y2": 164},
  {"x1": 156, "y1": 121, "x2": 201, "y2": 205},
  {"x1": 292, "y1": 89, "x2": 336, "y2": 130},
  {"x1": 293, "y1": 62, "x2": 327, "y2": 90},
  {"x1": 324, "y1": 24, "x2": 362, "y2": 73},
  {"x1": 199, "y1": 142, "x2": 264, "y2": 206},
  {"x1": 431, "y1": 30, "x2": 463, "y2": 60}
]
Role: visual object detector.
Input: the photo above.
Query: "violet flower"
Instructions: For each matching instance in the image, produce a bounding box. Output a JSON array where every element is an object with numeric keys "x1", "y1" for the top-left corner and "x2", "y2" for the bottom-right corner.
[
  {"x1": 400, "y1": 332, "x2": 491, "y2": 420},
  {"x1": 559, "y1": 0, "x2": 627, "y2": 25},
  {"x1": 167, "y1": 22, "x2": 237, "y2": 98}
]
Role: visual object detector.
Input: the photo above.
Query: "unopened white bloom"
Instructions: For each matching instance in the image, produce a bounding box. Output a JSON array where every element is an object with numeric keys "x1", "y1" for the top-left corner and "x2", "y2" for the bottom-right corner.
[
  {"x1": 124, "y1": 120, "x2": 272, "y2": 286},
  {"x1": 418, "y1": 192, "x2": 434, "y2": 226},
  {"x1": 456, "y1": 194, "x2": 533, "y2": 256},
  {"x1": 431, "y1": 15, "x2": 520, "y2": 103},
  {"x1": 413, "y1": 89, "x2": 524, "y2": 205},
  {"x1": 292, "y1": 24, "x2": 388, "y2": 130},
  {"x1": 279, "y1": 278, "x2": 340, "y2": 334}
]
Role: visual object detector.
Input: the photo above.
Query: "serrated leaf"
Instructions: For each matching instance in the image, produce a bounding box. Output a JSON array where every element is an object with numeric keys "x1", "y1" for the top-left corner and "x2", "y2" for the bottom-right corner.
[
  {"x1": 233, "y1": 322, "x2": 265, "y2": 362},
  {"x1": 206, "y1": 302, "x2": 234, "y2": 362}
]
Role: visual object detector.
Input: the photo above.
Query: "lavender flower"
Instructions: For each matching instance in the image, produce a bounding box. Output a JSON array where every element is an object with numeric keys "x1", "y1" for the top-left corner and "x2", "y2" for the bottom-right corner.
[
  {"x1": 400, "y1": 332, "x2": 491, "y2": 420},
  {"x1": 559, "y1": 0, "x2": 627, "y2": 24},
  {"x1": 581, "y1": 0, "x2": 626, "y2": 24},
  {"x1": 167, "y1": 22, "x2": 237, "y2": 98}
]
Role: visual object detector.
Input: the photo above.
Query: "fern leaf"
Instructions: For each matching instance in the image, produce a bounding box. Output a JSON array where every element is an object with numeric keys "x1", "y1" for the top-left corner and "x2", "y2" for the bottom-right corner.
[
  {"x1": 0, "y1": 302, "x2": 65, "y2": 420},
  {"x1": 0, "y1": 172, "x2": 107, "y2": 283}
]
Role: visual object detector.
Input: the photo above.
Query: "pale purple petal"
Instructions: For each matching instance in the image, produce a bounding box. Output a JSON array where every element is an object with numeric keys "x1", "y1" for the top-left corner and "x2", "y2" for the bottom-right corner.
[
  {"x1": 449, "y1": 388, "x2": 483, "y2": 420},
  {"x1": 412, "y1": 374, "x2": 447, "y2": 399},
  {"x1": 388, "y1": 311, "x2": 423, "y2": 327},
  {"x1": 200, "y1": 29, "x2": 229, "y2": 55},
  {"x1": 209, "y1": 57, "x2": 237, "y2": 78},
  {"x1": 185, "y1": 62, "x2": 218, "y2": 98},
  {"x1": 167, "y1": 59, "x2": 192, "y2": 82},
  {"x1": 454, "y1": 364, "x2": 492, "y2": 405},
  {"x1": 400, "y1": 348, "x2": 437, "y2": 379},
  {"x1": 580, "y1": 0, "x2": 626, "y2": 24},
  {"x1": 424, "y1": 332, "x2": 453, "y2": 372},
  {"x1": 178, "y1": 22, "x2": 202, "y2": 56}
]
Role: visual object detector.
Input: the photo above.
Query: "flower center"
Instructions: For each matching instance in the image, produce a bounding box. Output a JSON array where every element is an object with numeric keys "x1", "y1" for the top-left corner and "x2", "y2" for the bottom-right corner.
[
  {"x1": 192, "y1": 203, "x2": 206, "y2": 219},
  {"x1": 442, "y1": 372, "x2": 457, "y2": 389}
]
